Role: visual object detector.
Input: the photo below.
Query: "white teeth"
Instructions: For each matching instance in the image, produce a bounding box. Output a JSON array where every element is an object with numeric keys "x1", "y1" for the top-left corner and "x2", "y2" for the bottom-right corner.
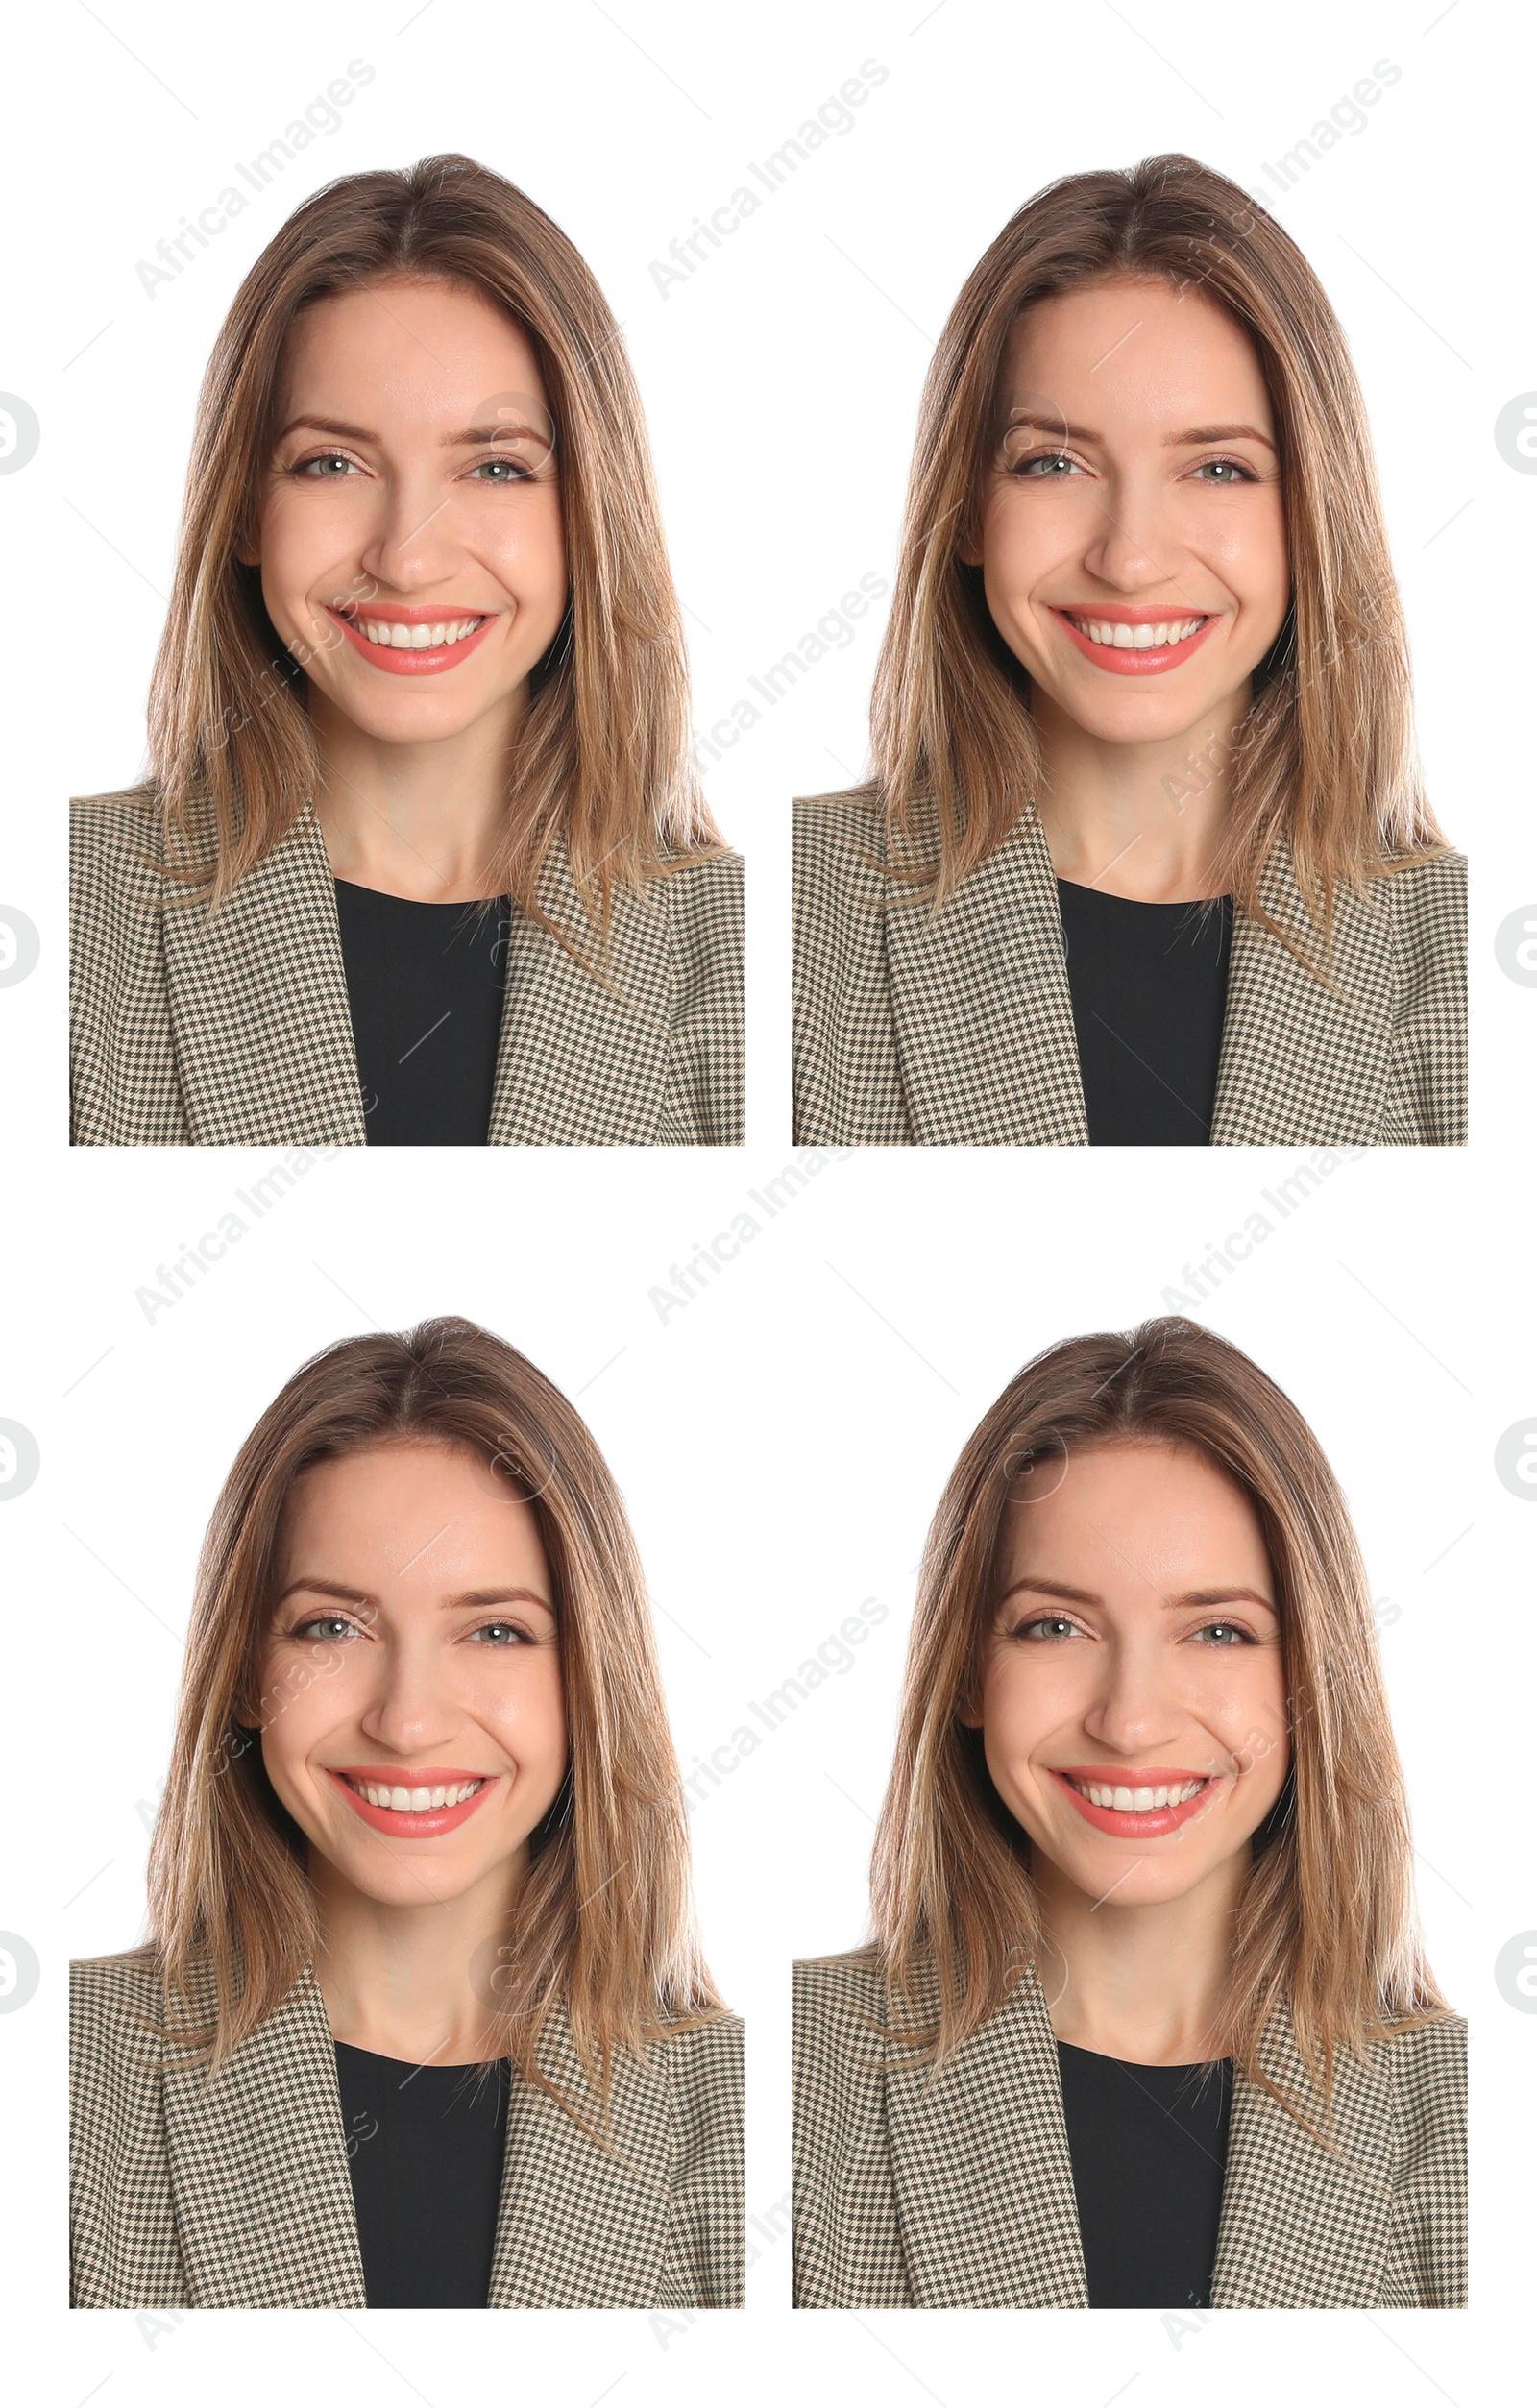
[
  {"x1": 352, "y1": 1778, "x2": 485, "y2": 1812},
  {"x1": 1071, "y1": 1777, "x2": 1206, "y2": 1812},
  {"x1": 1070, "y1": 615, "x2": 1205, "y2": 650},
  {"x1": 355, "y1": 616, "x2": 482, "y2": 649}
]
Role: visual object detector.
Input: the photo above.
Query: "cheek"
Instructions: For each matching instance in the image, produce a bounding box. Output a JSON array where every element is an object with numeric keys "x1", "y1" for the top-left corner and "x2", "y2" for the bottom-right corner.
[{"x1": 476, "y1": 1656, "x2": 568, "y2": 1761}]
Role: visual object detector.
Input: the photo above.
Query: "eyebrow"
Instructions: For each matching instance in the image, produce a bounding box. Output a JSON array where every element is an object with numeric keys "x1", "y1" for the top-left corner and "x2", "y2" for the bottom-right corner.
[
  {"x1": 1003, "y1": 411, "x2": 1276, "y2": 454},
  {"x1": 273, "y1": 414, "x2": 547, "y2": 450},
  {"x1": 275, "y1": 1576, "x2": 554, "y2": 1614},
  {"x1": 995, "y1": 1575, "x2": 1275, "y2": 1613}
]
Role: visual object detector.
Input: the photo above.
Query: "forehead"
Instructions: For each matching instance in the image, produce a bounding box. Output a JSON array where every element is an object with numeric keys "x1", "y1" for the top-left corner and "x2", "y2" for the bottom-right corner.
[
  {"x1": 279, "y1": 276, "x2": 549, "y2": 418},
  {"x1": 999, "y1": 276, "x2": 1272, "y2": 432},
  {"x1": 998, "y1": 1439, "x2": 1273, "y2": 1598},
  {"x1": 280, "y1": 1440, "x2": 550, "y2": 1590}
]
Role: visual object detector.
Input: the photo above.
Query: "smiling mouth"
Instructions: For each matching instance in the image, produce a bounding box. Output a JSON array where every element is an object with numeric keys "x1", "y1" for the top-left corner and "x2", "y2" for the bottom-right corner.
[
  {"x1": 344, "y1": 613, "x2": 486, "y2": 652},
  {"x1": 341, "y1": 1774, "x2": 486, "y2": 1812},
  {"x1": 1061, "y1": 1774, "x2": 1208, "y2": 1812},
  {"x1": 1059, "y1": 610, "x2": 1210, "y2": 651}
]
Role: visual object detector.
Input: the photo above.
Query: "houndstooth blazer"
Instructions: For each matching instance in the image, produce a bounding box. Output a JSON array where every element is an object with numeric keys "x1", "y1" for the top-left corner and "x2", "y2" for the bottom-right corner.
[
  {"x1": 71, "y1": 1949, "x2": 744, "y2": 2310},
  {"x1": 793, "y1": 790, "x2": 1466, "y2": 1147},
  {"x1": 793, "y1": 1949, "x2": 1466, "y2": 2310},
  {"x1": 70, "y1": 791, "x2": 744, "y2": 1147}
]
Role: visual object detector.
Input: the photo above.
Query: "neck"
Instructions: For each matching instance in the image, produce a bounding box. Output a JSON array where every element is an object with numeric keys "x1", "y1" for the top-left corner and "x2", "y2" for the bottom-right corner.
[
  {"x1": 1032, "y1": 1846, "x2": 1250, "y2": 2065},
  {"x1": 310, "y1": 686, "x2": 527, "y2": 903},
  {"x1": 1032, "y1": 687, "x2": 1251, "y2": 902},
  {"x1": 309, "y1": 1845, "x2": 529, "y2": 2066}
]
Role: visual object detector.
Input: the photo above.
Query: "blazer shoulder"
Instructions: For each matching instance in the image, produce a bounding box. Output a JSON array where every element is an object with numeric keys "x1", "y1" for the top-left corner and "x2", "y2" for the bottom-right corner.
[
  {"x1": 1380, "y1": 846, "x2": 1466, "y2": 921},
  {"x1": 71, "y1": 1944, "x2": 165, "y2": 2024},
  {"x1": 793, "y1": 787, "x2": 886, "y2": 875},
  {"x1": 659, "y1": 844, "x2": 744, "y2": 943},
  {"x1": 793, "y1": 1945, "x2": 888, "y2": 2035},
  {"x1": 70, "y1": 789, "x2": 165, "y2": 901},
  {"x1": 1377, "y1": 2008, "x2": 1467, "y2": 2095},
  {"x1": 659, "y1": 2008, "x2": 744, "y2": 2092}
]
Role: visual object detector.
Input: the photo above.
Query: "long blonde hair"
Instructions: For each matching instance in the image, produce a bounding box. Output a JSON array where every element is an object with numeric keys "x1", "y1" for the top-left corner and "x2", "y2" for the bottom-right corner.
[
  {"x1": 147, "y1": 1316, "x2": 723, "y2": 2088},
  {"x1": 136, "y1": 153, "x2": 718, "y2": 922},
  {"x1": 867, "y1": 153, "x2": 1444, "y2": 921},
  {"x1": 869, "y1": 1316, "x2": 1447, "y2": 2097}
]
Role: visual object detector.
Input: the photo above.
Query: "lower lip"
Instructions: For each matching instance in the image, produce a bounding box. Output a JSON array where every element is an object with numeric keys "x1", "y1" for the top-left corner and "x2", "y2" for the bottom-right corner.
[
  {"x1": 1052, "y1": 1769, "x2": 1218, "y2": 1837},
  {"x1": 328, "y1": 1770, "x2": 496, "y2": 1837},
  {"x1": 328, "y1": 609, "x2": 496, "y2": 677},
  {"x1": 1053, "y1": 610, "x2": 1217, "y2": 677}
]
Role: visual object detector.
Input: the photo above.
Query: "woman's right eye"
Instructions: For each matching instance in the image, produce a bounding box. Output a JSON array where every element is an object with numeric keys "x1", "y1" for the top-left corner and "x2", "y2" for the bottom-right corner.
[
  {"x1": 1014, "y1": 1613, "x2": 1080, "y2": 1641},
  {"x1": 292, "y1": 1615, "x2": 357, "y2": 1642},
  {"x1": 291, "y1": 452, "x2": 361, "y2": 479},
  {"x1": 1010, "y1": 450, "x2": 1084, "y2": 479}
]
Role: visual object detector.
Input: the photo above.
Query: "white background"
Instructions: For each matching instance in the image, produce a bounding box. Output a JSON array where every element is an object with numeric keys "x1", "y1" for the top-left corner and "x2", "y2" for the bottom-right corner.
[{"x1": 0, "y1": 0, "x2": 1531, "y2": 2401}]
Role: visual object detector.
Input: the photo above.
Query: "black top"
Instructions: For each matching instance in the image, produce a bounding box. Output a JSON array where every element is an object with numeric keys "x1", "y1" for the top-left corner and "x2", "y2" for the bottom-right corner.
[
  {"x1": 1057, "y1": 2040, "x2": 1233, "y2": 2310},
  {"x1": 335, "y1": 2041, "x2": 510, "y2": 2308},
  {"x1": 333, "y1": 879, "x2": 510, "y2": 1147},
  {"x1": 1056, "y1": 878, "x2": 1232, "y2": 1146}
]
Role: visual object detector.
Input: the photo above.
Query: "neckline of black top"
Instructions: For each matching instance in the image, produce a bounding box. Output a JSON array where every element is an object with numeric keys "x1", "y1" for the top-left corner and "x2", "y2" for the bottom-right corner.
[
  {"x1": 1054, "y1": 875, "x2": 1233, "y2": 1148},
  {"x1": 331, "y1": 876, "x2": 510, "y2": 1148},
  {"x1": 1055, "y1": 2037, "x2": 1234, "y2": 2311},
  {"x1": 333, "y1": 876, "x2": 506, "y2": 909},
  {"x1": 334, "y1": 2038, "x2": 511, "y2": 2309}
]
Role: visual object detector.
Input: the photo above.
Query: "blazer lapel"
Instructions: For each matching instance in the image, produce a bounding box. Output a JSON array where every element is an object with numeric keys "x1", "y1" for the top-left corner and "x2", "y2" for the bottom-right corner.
[
  {"x1": 1213, "y1": 849, "x2": 1394, "y2": 1145},
  {"x1": 1211, "y1": 2015, "x2": 1392, "y2": 2308},
  {"x1": 489, "y1": 846, "x2": 673, "y2": 1147},
  {"x1": 884, "y1": 1968, "x2": 1089, "y2": 2309},
  {"x1": 883, "y1": 808, "x2": 1088, "y2": 1148},
  {"x1": 487, "y1": 2006, "x2": 674, "y2": 2309},
  {"x1": 162, "y1": 1967, "x2": 367, "y2": 2309},
  {"x1": 160, "y1": 805, "x2": 366, "y2": 1146}
]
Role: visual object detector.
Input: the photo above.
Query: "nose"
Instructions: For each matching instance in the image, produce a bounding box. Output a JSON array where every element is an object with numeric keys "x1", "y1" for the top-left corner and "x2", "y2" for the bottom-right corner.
[
  {"x1": 1078, "y1": 467, "x2": 1188, "y2": 596},
  {"x1": 1080, "y1": 1631, "x2": 1183, "y2": 1760},
  {"x1": 356, "y1": 1630, "x2": 461, "y2": 1758},
  {"x1": 355, "y1": 459, "x2": 463, "y2": 596}
]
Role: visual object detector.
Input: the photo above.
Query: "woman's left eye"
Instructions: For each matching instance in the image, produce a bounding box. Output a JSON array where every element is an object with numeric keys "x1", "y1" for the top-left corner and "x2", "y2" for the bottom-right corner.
[
  {"x1": 1190, "y1": 458, "x2": 1253, "y2": 484},
  {"x1": 471, "y1": 1621, "x2": 529, "y2": 1645},
  {"x1": 469, "y1": 455, "x2": 532, "y2": 483},
  {"x1": 1194, "y1": 1620, "x2": 1250, "y2": 1645},
  {"x1": 1012, "y1": 450, "x2": 1084, "y2": 479}
]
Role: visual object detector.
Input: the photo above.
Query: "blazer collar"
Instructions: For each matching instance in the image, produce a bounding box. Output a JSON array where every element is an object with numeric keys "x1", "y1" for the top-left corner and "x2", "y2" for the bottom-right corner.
[
  {"x1": 161, "y1": 1966, "x2": 677, "y2": 2310},
  {"x1": 159, "y1": 805, "x2": 678, "y2": 1147},
  {"x1": 1210, "y1": 2011, "x2": 1392, "y2": 2309},
  {"x1": 881, "y1": 807, "x2": 1393, "y2": 1148},
  {"x1": 162, "y1": 1965, "x2": 367, "y2": 2309},
  {"x1": 882, "y1": 806, "x2": 1089, "y2": 1147},
  {"x1": 883, "y1": 1963, "x2": 1090, "y2": 2308}
]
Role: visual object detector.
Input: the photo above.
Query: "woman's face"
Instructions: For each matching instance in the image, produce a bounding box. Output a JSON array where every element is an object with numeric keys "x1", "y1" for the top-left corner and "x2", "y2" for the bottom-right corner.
[
  {"x1": 971, "y1": 276, "x2": 1290, "y2": 751},
  {"x1": 256, "y1": 1440, "x2": 568, "y2": 1913},
  {"x1": 248, "y1": 275, "x2": 569, "y2": 751},
  {"x1": 973, "y1": 1437, "x2": 1289, "y2": 1912}
]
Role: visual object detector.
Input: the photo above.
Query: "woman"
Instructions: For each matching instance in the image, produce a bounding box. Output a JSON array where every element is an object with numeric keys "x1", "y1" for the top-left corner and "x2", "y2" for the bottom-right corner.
[
  {"x1": 71, "y1": 155, "x2": 744, "y2": 1147},
  {"x1": 793, "y1": 1317, "x2": 1464, "y2": 2309},
  {"x1": 793, "y1": 155, "x2": 1464, "y2": 1147},
  {"x1": 71, "y1": 1318, "x2": 744, "y2": 2310}
]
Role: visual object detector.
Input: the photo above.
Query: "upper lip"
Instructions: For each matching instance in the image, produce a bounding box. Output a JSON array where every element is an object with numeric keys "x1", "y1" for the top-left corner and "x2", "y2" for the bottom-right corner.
[
  {"x1": 1053, "y1": 604, "x2": 1213, "y2": 624},
  {"x1": 1054, "y1": 1763, "x2": 1214, "y2": 1785},
  {"x1": 330, "y1": 1764, "x2": 497, "y2": 1785},
  {"x1": 331, "y1": 604, "x2": 494, "y2": 625}
]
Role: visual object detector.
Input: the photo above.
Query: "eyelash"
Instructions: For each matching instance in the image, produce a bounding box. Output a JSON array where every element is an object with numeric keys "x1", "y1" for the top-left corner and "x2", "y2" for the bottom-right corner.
[
  {"x1": 285, "y1": 450, "x2": 537, "y2": 486},
  {"x1": 1009, "y1": 1615, "x2": 1258, "y2": 1647},
  {"x1": 1007, "y1": 450, "x2": 1258, "y2": 485}
]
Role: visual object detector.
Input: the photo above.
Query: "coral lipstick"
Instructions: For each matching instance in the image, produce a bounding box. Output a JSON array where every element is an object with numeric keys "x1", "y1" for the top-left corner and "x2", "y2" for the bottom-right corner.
[
  {"x1": 1051, "y1": 602, "x2": 1217, "y2": 677},
  {"x1": 327, "y1": 602, "x2": 497, "y2": 678},
  {"x1": 1051, "y1": 1763, "x2": 1220, "y2": 1838},
  {"x1": 328, "y1": 1764, "x2": 498, "y2": 1838}
]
